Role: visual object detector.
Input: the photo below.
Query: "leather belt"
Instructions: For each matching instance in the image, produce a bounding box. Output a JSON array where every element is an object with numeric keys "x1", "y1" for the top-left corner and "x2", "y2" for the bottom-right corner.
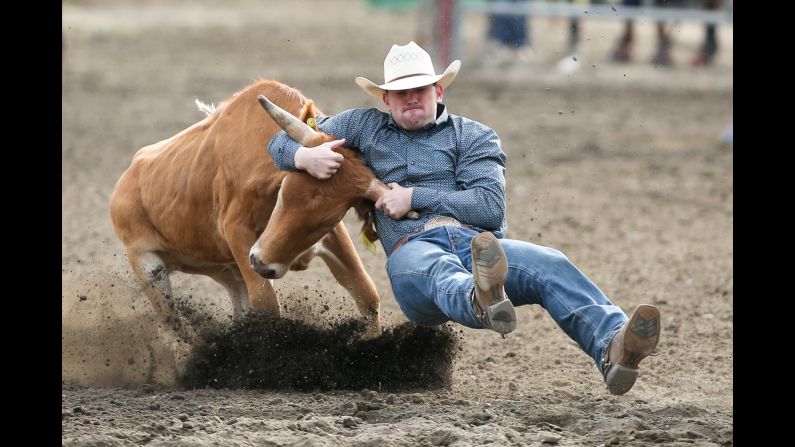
[{"x1": 390, "y1": 216, "x2": 475, "y2": 254}]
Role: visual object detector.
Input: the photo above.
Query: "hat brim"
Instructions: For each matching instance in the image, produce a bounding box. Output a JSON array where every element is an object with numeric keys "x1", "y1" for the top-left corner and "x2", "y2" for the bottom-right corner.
[{"x1": 355, "y1": 59, "x2": 461, "y2": 100}]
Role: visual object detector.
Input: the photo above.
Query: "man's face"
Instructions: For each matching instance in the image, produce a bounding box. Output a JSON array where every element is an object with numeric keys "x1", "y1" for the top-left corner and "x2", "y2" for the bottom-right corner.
[{"x1": 383, "y1": 84, "x2": 444, "y2": 131}]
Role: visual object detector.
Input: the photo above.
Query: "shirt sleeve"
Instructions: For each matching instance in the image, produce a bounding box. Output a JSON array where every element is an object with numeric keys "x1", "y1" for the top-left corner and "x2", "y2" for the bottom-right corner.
[
  {"x1": 266, "y1": 109, "x2": 366, "y2": 171},
  {"x1": 411, "y1": 124, "x2": 507, "y2": 231}
]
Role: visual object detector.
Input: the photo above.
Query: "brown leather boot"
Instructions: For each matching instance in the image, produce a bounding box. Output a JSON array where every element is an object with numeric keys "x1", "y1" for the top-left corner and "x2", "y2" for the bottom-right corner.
[
  {"x1": 602, "y1": 304, "x2": 661, "y2": 395},
  {"x1": 471, "y1": 232, "x2": 516, "y2": 335}
]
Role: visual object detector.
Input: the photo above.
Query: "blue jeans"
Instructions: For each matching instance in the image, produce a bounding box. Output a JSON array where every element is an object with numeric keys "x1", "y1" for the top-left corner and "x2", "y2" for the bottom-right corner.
[{"x1": 386, "y1": 226, "x2": 628, "y2": 369}]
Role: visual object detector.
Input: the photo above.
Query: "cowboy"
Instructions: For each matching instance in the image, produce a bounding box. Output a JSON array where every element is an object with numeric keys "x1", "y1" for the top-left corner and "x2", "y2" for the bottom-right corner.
[{"x1": 267, "y1": 41, "x2": 661, "y2": 395}]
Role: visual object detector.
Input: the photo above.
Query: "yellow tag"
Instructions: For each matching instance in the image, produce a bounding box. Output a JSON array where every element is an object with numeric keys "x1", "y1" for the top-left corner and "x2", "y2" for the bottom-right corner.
[
  {"x1": 361, "y1": 232, "x2": 377, "y2": 255},
  {"x1": 306, "y1": 117, "x2": 316, "y2": 128}
]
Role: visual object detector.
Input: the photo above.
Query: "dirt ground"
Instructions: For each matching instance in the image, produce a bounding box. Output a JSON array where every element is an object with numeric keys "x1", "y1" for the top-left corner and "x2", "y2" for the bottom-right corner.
[{"x1": 62, "y1": 1, "x2": 733, "y2": 445}]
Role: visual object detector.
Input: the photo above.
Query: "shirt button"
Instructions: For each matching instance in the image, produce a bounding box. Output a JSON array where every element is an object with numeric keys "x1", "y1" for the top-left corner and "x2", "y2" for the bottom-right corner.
[{"x1": 410, "y1": 161, "x2": 415, "y2": 165}]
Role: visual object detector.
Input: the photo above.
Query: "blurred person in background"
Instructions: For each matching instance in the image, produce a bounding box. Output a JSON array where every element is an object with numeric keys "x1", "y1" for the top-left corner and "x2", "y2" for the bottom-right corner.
[
  {"x1": 691, "y1": 0, "x2": 721, "y2": 66},
  {"x1": 480, "y1": 0, "x2": 536, "y2": 67},
  {"x1": 611, "y1": 0, "x2": 723, "y2": 67},
  {"x1": 611, "y1": 0, "x2": 678, "y2": 66}
]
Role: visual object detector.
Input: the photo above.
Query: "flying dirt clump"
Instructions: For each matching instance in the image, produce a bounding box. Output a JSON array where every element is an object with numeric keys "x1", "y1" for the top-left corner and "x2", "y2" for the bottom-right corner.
[{"x1": 180, "y1": 313, "x2": 461, "y2": 391}]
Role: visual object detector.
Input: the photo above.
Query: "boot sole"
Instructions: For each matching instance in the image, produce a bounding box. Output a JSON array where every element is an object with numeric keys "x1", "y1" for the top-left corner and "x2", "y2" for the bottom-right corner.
[
  {"x1": 604, "y1": 304, "x2": 660, "y2": 395},
  {"x1": 471, "y1": 232, "x2": 509, "y2": 307},
  {"x1": 618, "y1": 305, "x2": 661, "y2": 367},
  {"x1": 471, "y1": 232, "x2": 516, "y2": 334}
]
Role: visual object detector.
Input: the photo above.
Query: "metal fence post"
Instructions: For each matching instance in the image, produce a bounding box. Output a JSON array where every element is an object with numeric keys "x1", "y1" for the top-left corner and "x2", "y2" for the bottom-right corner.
[{"x1": 429, "y1": 0, "x2": 462, "y2": 67}]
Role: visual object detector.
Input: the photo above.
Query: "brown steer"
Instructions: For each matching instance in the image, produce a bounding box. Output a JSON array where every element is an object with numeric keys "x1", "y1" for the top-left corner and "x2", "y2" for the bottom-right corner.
[{"x1": 109, "y1": 80, "x2": 391, "y2": 374}]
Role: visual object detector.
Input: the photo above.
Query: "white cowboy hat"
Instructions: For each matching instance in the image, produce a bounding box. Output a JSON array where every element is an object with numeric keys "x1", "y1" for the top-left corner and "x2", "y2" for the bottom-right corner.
[{"x1": 355, "y1": 41, "x2": 461, "y2": 100}]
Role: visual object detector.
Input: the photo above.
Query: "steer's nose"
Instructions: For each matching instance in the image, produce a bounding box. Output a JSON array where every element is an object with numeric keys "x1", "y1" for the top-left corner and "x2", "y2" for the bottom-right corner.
[{"x1": 249, "y1": 253, "x2": 277, "y2": 278}]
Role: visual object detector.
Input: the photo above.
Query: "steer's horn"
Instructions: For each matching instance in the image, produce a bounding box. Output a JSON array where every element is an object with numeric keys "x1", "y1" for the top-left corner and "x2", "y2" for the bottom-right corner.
[{"x1": 258, "y1": 95, "x2": 319, "y2": 145}]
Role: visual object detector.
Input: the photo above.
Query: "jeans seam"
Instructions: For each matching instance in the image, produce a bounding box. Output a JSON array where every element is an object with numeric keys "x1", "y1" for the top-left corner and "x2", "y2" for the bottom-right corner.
[
  {"x1": 391, "y1": 271, "x2": 434, "y2": 278},
  {"x1": 509, "y1": 264, "x2": 600, "y2": 335},
  {"x1": 437, "y1": 289, "x2": 468, "y2": 295}
]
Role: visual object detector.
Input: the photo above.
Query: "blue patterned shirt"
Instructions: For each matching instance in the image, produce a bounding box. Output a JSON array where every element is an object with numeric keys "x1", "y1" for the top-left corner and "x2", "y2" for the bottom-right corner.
[{"x1": 268, "y1": 104, "x2": 507, "y2": 255}]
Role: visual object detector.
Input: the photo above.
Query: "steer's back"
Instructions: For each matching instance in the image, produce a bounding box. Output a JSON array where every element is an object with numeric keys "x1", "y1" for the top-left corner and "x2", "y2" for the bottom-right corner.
[{"x1": 109, "y1": 80, "x2": 321, "y2": 264}]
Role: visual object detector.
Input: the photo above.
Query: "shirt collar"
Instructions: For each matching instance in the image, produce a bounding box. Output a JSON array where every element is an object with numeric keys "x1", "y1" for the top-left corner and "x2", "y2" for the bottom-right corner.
[{"x1": 387, "y1": 103, "x2": 450, "y2": 131}]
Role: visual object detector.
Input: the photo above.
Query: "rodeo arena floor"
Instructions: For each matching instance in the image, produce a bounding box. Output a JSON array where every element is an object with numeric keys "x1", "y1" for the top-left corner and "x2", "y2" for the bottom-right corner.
[{"x1": 62, "y1": 1, "x2": 733, "y2": 445}]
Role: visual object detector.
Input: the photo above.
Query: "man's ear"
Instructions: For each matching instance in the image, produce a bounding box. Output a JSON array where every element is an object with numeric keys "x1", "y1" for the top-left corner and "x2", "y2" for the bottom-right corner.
[
  {"x1": 382, "y1": 91, "x2": 390, "y2": 107},
  {"x1": 435, "y1": 84, "x2": 444, "y2": 102}
]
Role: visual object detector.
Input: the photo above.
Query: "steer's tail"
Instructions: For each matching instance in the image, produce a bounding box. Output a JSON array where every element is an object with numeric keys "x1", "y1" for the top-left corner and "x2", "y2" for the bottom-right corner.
[{"x1": 194, "y1": 99, "x2": 216, "y2": 116}]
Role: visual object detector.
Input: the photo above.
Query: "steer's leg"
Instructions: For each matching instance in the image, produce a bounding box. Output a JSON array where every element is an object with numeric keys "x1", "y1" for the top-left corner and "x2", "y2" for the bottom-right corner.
[
  {"x1": 317, "y1": 222, "x2": 381, "y2": 337},
  {"x1": 235, "y1": 267, "x2": 279, "y2": 315},
  {"x1": 223, "y1": 220, "x2": 282, "y2": 315},
  {"x1": 288, "y1": 246, "x2": 318, "y2": 271},
  {"x1": 126, "y1": 249, "x2": 195, "y2": 379},
  {"x1": 208, "y1": 268, "x2": 251, "y2": 321}
]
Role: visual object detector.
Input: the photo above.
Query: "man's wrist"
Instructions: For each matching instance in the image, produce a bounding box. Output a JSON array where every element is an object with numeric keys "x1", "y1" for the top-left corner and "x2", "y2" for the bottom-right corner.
[{"x1": 294, "y1": 146, "x2": 307, "y2": 170}]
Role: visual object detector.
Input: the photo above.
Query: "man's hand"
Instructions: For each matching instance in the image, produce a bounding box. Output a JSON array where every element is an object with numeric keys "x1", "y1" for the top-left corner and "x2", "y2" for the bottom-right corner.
[
  {"x1": 295, "y1": 139, "x2": 346, "y2": 179},
  {"x1": 375, "y1": 182, "x2": 414, "y2": 219}
]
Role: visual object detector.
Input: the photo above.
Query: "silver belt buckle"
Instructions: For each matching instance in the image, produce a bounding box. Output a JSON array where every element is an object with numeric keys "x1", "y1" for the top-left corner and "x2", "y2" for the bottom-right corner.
[{"x1": 422, "y1": 216, "x2": 463, "y2": 232}]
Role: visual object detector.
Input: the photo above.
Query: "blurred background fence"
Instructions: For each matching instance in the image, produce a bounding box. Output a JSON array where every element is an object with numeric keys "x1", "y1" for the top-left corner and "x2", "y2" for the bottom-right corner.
[{"x1": 368, "y1": 0, "x2": 732, "y2": 67}]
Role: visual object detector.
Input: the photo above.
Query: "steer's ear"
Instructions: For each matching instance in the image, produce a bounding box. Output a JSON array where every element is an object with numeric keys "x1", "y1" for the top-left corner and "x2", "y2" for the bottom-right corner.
[{"x1": 298, "y1": 100, "x2": 320, "y2": 132}]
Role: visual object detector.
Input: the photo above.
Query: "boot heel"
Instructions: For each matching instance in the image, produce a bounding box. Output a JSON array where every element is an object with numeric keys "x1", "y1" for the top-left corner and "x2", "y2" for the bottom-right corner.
[
  {"x1": 604, "y1": 363, "x2": 639, "y2": 395},
  {"x1": 485, "y1": 299, "x2": 517, "y2": 335}
]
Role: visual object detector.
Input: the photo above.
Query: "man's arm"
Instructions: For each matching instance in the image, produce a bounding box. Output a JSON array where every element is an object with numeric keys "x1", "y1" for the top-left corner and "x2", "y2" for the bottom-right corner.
[
  {"x1": 267, "y1": 110, "x2": 364, "y2": 179},
  {"x1": 410, "y1": 124, "x2": 507, "y2": 230},
  {"x1": 375, "y1": 182, "x2": 414, "y2": 219}
]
